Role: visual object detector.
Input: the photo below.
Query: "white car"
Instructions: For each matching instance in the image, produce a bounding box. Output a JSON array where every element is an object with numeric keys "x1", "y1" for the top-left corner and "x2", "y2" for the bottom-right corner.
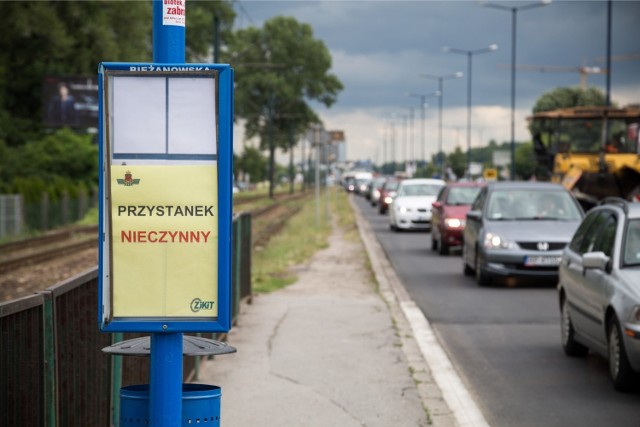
[{"x1": 389, "y1": 178, "x2": 446, "y2": 231}]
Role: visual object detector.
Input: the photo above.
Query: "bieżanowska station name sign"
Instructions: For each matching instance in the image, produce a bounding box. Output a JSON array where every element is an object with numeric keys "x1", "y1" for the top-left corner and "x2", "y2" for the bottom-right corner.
[{"x1": 98, "y1": 62, "x2": 233, "y2": 333}]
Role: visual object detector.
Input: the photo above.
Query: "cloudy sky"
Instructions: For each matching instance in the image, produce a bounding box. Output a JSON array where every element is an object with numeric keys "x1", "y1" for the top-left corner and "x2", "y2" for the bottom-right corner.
[{"x1": 230, "y1": 0, "x2": 640, "y2": 164}]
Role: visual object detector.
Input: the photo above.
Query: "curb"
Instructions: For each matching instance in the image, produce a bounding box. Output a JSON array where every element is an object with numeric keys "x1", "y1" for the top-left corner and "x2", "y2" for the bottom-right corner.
[{"x1": 350, "y1": 195, "x2": 490, "y2": 427}]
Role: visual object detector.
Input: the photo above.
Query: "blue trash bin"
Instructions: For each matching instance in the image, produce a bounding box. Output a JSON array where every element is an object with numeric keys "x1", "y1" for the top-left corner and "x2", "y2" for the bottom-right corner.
[{"x1": 120, "y1": 383, "x2": 221, "y2": 426}]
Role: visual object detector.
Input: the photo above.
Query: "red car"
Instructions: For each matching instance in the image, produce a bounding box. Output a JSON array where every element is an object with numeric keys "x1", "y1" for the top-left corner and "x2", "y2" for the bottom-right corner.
[
  {"x1": 378, "y1": 178, "x2": 403, "y2": 214},
  {"x1": 430, "y1": 182, "x2": 485, "y2": 255}
]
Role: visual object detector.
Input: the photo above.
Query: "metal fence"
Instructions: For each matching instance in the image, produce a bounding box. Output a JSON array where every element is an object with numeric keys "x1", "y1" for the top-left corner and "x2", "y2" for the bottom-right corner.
[
  {"x1": 0, "y1": 195, "x2": 23, "y2": 239},
  {"x1": 0, "y1": 211, "x2": 252, "y2": 427},
  {"x1": 0, "y1": 192, "x2": 98, "y2": 240}
]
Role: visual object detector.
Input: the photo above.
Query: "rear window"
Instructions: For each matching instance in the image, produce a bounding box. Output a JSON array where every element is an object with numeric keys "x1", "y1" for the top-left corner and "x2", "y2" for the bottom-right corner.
[
  {"x1": 446, "y1": 187, "x2": 482, "y2": 205},
  {"x1": 487, "y1": 189, "x2": 583, "y2": 221},
  {"x1": 399, "y1": 184, "x2": 442, "y2": 196}
]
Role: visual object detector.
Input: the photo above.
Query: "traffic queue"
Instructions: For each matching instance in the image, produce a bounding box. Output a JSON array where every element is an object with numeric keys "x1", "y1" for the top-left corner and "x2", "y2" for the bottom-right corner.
[{"x1": 344, "y1": 172, "x2": 640, "y2": 392}]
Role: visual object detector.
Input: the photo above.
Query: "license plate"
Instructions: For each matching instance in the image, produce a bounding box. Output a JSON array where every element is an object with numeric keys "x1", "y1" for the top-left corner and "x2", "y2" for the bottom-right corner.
[{"x1": 524, "y1": 255, "x2": 561, "y2": 266}]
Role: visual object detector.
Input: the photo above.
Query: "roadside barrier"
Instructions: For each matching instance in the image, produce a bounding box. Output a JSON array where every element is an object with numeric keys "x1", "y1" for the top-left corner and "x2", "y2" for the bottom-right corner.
[{"x1": 0, "y1": 211, "x2": 251, "y2": 426}]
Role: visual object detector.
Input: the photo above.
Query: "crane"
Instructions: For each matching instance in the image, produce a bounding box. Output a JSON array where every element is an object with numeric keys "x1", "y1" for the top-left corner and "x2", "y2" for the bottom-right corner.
[
  {"x1": 497, "y1": 63, "x2": 606, "y2": 89},
  {"x1": 497, "y1": 53, "x2": 639, "y2": 89}
]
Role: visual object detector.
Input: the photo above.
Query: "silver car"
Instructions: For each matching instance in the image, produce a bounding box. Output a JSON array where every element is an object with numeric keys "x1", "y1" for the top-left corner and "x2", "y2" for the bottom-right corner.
[
  {"x1": 558, "y1": 198, "x2": 640, "y2": 391},
  {"x1": 462, "y1": 181, "x2": 584, "y2": 286}
]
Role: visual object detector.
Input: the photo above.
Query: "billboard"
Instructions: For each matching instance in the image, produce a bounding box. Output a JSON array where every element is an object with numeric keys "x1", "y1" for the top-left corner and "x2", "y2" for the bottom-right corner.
[{"x1": 42, "y1": 76, "x2": 99, "y2": 128}]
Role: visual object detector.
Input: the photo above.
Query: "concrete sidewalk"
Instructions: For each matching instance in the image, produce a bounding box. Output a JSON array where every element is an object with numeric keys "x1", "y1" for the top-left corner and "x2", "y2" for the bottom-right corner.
[{"x1": 197, "y1": 198, "x2": 458, "y2": 426}]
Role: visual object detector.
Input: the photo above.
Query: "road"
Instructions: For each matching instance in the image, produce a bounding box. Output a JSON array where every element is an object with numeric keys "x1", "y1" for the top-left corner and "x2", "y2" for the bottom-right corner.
[{"x1": 353, "y1": 195, "x2": 640, "y2": 427}]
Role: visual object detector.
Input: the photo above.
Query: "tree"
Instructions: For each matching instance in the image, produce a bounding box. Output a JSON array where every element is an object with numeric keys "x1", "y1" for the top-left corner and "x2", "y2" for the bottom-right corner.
[
  {"x1": 0, "y1": 1, "x2": 236, "y2": 147},
  {"x1": 0, "y1": 2, "x2": 152, "y2": 145},
  {"x1": 225, "y1": 16, "x2": 343, "y2": 197},
  {"x1": 514, "y1": 142, "x2": 537, "y2": 180},
  {"x1": 236, "y1": 146, "x2": 268, "y2": 184},
  {"x1": 532, "y1": 86, "x2": 607, "y2": 114},
  {"x1": 446, "y1": 146, "x2": 466, "y2": 180},
  {"x1": 186, "y1": 2, "x2": 236, "y2": 62}
]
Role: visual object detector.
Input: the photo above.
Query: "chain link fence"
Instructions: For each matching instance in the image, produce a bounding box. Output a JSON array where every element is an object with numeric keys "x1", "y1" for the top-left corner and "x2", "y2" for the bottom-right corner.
[{"x1": 0, "y1": 191, "x2": 98, "y2": 240}]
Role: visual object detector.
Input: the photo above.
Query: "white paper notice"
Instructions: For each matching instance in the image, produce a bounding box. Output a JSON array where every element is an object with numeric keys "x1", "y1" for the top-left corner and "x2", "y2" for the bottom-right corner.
[
  {"x1": 163, "y1": 0, "x2": 185, "y2": 27},
  {"x1": 112, "y1": 76, "x2": 166, "y2": 155},
  {"x1": 168, "y1": 78, "x2": 217, "y2": 155}
]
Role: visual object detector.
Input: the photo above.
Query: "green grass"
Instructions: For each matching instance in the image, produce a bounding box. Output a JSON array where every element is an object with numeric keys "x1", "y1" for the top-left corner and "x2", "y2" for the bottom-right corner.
[
  {"x1": 76, "y1": 207, "x2": 99, "y2": 225},
  {"x1": 334, "y1": 189, "x2": 360, "y2": 242},
  {"x1": 251, "y1": 189, "x2": 338, "y2": 293}
]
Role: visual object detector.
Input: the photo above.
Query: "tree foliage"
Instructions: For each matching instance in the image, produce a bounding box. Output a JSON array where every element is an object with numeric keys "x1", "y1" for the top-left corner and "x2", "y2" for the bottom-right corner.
[
  {"x1": 225, "y1": 16, "x2": 343, "y2": 194},
  {"x1": 235, "y1": 146, "x2": 268, "y2": 183},
  {"x1": 0, "y1": 1, "x2": 236, "y2": 147},
  {"x1": 0, "y1": 2, "x2": 152, "y2": 145},
  {"x1": 0, "y1": 128, "x2": 98, "y2": 200},
  {"x1": 531, "y1": 86, "x2": 608, "y2": 114}
]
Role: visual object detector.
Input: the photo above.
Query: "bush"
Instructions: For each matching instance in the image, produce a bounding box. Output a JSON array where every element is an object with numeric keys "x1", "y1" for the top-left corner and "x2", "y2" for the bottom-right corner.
[{"x1": 0, "y1": 128, "x2": 98, "y2": 201}]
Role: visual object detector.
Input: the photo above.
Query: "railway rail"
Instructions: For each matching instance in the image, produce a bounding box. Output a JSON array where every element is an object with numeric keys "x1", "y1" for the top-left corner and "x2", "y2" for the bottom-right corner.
[{"x1": 0, "y1": 191, "x2": 312, "y2": 301}]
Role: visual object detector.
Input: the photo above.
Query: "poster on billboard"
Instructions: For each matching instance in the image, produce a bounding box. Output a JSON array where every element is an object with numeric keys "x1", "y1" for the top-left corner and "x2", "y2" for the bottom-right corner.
[
  {"x1": 42, "y1": 76, "x2": 99, "y2": 128},
  {"x1": 98, "y1": 63, "x2": 234, "y2": 333}
]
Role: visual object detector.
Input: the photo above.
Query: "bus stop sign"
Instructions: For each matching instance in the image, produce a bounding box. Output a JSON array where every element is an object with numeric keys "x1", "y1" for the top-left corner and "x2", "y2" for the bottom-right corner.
[{"x1": 97, "y1": 62, "x2": 233, "y2": 333}]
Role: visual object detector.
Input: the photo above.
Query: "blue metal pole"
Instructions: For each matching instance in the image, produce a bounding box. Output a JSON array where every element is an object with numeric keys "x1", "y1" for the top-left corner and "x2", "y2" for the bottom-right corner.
[
  {"x1": 150, "y1": 333, "x2": 184, "y2": 426},
  {"x1": 150, "y1": 1, "x2": 186, "y2": 426},
  {"x1": 153, "y1": 0, "x2": 186, "y2": 63}
]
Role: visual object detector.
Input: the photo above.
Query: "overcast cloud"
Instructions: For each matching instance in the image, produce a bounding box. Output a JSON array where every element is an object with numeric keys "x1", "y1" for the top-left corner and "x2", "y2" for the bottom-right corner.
[{"x1": 231, "y1": 0, "x2": 640, "y2": 163}]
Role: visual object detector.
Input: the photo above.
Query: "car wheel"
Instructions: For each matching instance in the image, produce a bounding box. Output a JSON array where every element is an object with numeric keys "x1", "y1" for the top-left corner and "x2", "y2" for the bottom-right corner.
[
  {"x1": 431, "y1": 230, "x2": 438, "y2": 251},
  {"x1": 560, "y1": 297, "x2": 589, "y2": 357},
  {"x1": 475, "y1": 251, "x2": 491, "y2": 286},
  {"x1": 438, "y1": 234, "x2": 449, "y2": 256},
  {"x1": 608, "y1": 316, "x2": 637, "y2": 392},
  {"x1": 462, "y1": 243, "x2": 474, "y2": 276}
]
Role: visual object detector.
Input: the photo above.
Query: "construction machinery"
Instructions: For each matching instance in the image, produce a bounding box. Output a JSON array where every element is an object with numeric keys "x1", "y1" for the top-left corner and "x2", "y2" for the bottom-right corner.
[{"x1": 528, "y1": 105, "x2": 640, "y2": 209}]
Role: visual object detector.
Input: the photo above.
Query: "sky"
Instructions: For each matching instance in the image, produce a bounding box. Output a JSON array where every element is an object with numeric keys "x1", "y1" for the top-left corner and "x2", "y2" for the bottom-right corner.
[{"x1": 229, "y1": 0, "x2": 640, "y2": 165}]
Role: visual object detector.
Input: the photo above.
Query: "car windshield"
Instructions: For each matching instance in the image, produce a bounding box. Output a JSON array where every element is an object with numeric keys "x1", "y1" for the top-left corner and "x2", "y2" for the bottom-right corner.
[
  {"x1": 398, "y1": 183, "x2": 442, "y2": 197},
  {"x1": 446, "y1": 187, "x2": 481, "y2": 205},
  {"x1": 623, "y1": 219, "x2": 640, "y2": 267},
  {"x1": 486, "y1": 189, "x2": 582, "y2": 221}
]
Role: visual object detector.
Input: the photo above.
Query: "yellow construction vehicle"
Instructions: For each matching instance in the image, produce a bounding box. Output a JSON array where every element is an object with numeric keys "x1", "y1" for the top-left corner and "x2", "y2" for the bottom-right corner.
[{"x1": 528, "y1": 105, "x2": 640, "y2": 209}]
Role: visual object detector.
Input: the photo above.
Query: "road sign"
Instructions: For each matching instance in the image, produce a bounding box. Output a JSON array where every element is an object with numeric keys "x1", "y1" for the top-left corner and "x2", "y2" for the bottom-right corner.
[
  {"x1": 483, "y1": 168, "x2": 498, "y2": 181},
  {"x1": 98, "y1": 62, "x2": 233, "y2": 333}
]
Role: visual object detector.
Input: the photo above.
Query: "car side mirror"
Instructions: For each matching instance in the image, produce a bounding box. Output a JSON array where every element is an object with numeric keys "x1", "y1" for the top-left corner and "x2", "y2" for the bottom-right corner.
[
  {"x1": 432, "y1": 201, "x2": 442, "y2": 209},
  {"x1": 466, "y1": 210, "x2": 481, "y2": 221},
  {"x1": 582, "y1": 251, "x2": 610, "y2": 272}
]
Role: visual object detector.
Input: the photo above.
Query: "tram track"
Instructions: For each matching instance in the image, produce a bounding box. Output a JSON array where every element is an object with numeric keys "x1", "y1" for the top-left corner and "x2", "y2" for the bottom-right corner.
[{"x1": 0, "y1": 190, "x2": 312, "y2": 300}]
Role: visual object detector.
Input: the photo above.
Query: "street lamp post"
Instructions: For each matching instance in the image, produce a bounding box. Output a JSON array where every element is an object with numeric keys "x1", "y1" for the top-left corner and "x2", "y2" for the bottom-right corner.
[
  {"x1": 418, "y1": 73, "x2": 463, "y2": 178},
  {"x1": 408, "y1": 91, "x2": 441, "y2": 171},
  {"x1": 400, "y1": 106, "x2": 415, "y2": 163},
  {"x1": 443, "y1": 44, "x2": 498, "y2": 178},
  {"x1": 481, "y1": 0, "x2": 551, "y2": 179}
]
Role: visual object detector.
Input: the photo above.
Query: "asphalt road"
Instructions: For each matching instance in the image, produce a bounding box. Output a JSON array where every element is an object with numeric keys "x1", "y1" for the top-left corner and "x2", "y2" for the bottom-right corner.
[{"x1": 353, "y1": 195, "x2": 640, "y2": 427}]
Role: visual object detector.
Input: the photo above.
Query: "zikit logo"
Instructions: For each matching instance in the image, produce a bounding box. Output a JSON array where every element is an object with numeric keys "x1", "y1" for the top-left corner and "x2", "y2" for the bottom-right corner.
[
  {"x1": 116, "y1": 171, "x2": 141, "y2": 186},
  {"x1": 190, "y1": 298, "x2": 215, "y2": 312}
]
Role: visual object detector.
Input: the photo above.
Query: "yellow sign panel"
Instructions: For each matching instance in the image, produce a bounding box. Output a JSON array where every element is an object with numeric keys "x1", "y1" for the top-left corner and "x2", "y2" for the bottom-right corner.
[
  {"x1": 483, "y1": 168, "x2": 498, "y2": 181},
  {"x1": 110, "y1": 165, "x2": 218, "y2": 318}
]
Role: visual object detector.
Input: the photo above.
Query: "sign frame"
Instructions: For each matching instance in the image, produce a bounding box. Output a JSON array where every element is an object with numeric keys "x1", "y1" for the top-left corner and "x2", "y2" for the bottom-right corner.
[{"x1": 97, "y1": 62, "x2": 234, "y2": 333}]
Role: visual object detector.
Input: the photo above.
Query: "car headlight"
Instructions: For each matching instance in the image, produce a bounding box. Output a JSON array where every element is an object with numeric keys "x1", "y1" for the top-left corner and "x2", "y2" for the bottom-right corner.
[
  {"x1": 373, "y1": 190, "x2": 380, "y2": 198},
  {"x1": 629, "y1": 306, "x2": 640, "y2": 324},
  {"x1": 398, "y1": 206, "x2": 411, "y2": 213},
  {"x1": 444, "y1": 218, "x2": 464, "y2": 229},
  {"x1": 483, "y1": 232, "x2": 517, "y2": 249},
  {"x1": 384, "y1": 196, "x2": 393, "y2": 204}
]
